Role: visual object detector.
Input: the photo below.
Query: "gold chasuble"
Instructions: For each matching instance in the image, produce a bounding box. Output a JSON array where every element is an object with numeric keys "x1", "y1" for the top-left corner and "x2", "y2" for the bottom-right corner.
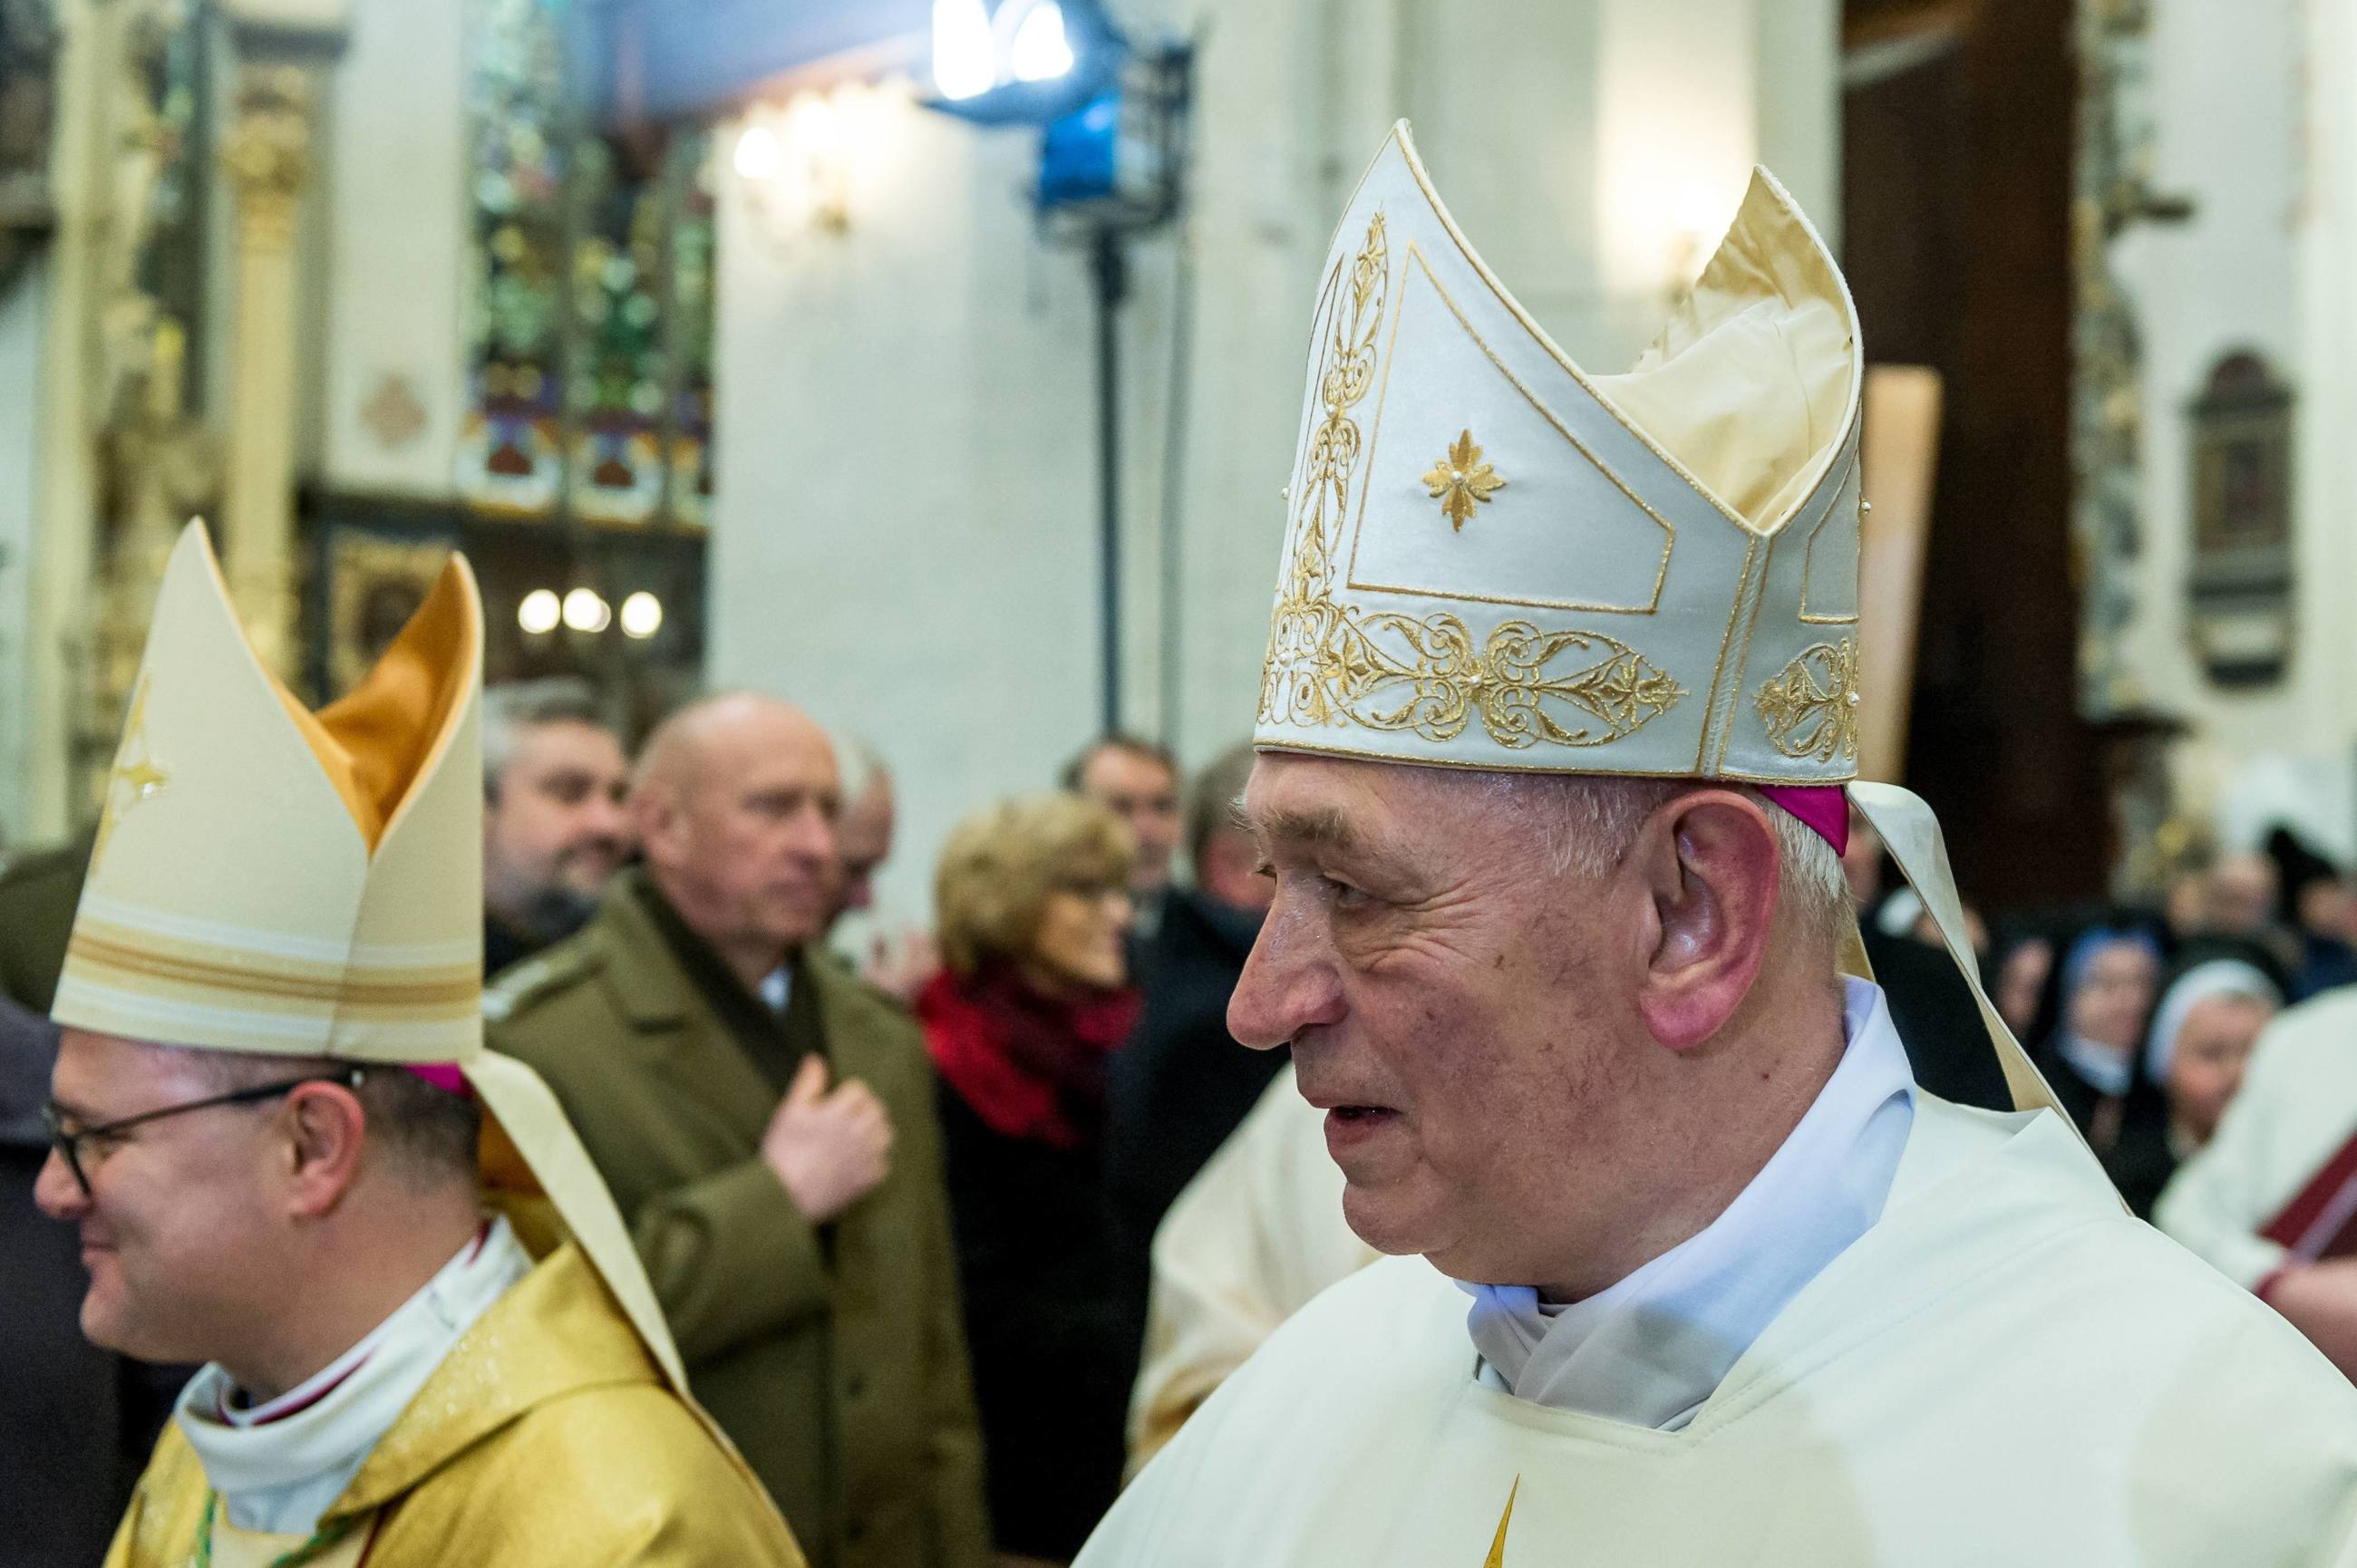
[
  {"x1": 69, "y1": 523, "x2": 802, "y2": 1568},
  {"x1": 106, "y1": 1243, "x2": 794, "y2": 1568},
  {"x1": 1075, "y1": 123, "x2": 2357, "y2": 1567}
]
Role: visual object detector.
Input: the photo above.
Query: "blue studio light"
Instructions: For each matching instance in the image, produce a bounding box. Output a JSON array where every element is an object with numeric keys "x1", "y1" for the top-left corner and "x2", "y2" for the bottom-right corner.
[{"x1": 1037, "y1": 91, "x2": 1121, "y2": 207}]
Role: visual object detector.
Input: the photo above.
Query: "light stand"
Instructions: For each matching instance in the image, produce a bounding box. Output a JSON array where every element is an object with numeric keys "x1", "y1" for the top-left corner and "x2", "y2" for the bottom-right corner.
[
  {"x1": 1088, "y1": 229, "x2": 1127, "y2": 734},
  {"x1": 926, "y1": 2, "x2": 1194, "y2": 734}
]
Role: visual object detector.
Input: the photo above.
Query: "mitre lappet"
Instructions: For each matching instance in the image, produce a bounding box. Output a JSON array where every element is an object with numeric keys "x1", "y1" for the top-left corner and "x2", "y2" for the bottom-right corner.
[
  {"x1": 1253, "y1": 121, "x2": 2061, "y2": 1120},
  {"x1": 53, "y1": 520, "x2": 691, "y2": 1394}
]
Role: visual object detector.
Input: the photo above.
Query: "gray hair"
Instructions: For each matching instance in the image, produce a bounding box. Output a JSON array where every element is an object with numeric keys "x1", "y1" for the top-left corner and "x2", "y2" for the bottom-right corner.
[
  {"x1": 831, "y1": 731, "x2": 890, "y2": 803},
  {"x1": 1492, "y1": 773, "x2": 1851, "y2": 959},
  {"x1": 482, "y1": 678, "x2": 609, "y2": 801},
  {"x1": 1187, "y1": 741, "x2": 1260, "y2": 869}
]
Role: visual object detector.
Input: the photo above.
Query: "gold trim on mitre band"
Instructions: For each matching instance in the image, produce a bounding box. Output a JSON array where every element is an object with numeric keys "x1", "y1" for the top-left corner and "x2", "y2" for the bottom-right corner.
[{"x1": 51, "y1": 520, "x2": 706, "y2": 1401}]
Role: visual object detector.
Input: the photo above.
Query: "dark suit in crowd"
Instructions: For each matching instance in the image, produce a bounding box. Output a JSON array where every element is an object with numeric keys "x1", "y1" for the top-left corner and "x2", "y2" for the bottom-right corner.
[
  {"x1": 0, "y1": 829, "x2": 92, "y2": 1012},
  {"x1": 1107, "y1": 887, "x2": 1280, "y2": 1242},
  {"x1": 1860, "y1": 923, "x2": 2013, "y2": 1113},
  {"x1": 0, "y1": 993, "x2": 187, "y2": 1568}
]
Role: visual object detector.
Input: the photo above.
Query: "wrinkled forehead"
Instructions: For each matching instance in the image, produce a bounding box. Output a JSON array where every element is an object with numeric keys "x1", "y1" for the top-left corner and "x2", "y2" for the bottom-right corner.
[{"x1": 1240, "y1": 751, "x2": 1461, "y2": 855}]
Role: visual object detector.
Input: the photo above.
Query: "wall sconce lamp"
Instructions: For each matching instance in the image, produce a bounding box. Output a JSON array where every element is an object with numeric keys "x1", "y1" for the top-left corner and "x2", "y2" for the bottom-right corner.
[{"x1": 732, "y1": 87, "x2": 864, "y2": 237}]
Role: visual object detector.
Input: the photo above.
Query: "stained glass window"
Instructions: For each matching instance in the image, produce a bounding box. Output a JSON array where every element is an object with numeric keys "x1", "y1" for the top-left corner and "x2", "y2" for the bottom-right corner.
[{"x1": 460, "y1": 0, "x2": 714, "y2": 531}]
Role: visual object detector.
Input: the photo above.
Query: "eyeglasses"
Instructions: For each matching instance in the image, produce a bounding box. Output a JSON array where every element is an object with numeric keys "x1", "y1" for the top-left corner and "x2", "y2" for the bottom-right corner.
[{"x1": 42, "y1": 1069, "x2": 366, "y2": 1197}]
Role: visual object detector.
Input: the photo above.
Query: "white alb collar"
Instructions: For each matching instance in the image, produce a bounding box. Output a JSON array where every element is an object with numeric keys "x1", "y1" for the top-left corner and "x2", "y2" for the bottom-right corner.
[
  {"x1": 1460, "y1": 976, "x2": 1916, "y2": 1428},
  {"x1": 175, "y1": 1214, "x2": 534, "y2": 1534}
]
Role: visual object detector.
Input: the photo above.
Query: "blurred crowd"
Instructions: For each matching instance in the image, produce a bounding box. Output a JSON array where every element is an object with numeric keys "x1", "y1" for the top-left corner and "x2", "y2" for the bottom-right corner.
[
  {"x1": 5, "y1": 675, "x2": 2353, "y2": 1567},
  {"x1": 1849, "y1": 813, "x2": 2353, "y2": 1219}
]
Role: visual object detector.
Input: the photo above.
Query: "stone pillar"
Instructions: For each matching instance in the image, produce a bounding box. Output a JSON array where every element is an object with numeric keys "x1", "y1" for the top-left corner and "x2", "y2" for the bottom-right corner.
[{"x1": 218, "y1": 61, "x2": 316, "y2": 681}]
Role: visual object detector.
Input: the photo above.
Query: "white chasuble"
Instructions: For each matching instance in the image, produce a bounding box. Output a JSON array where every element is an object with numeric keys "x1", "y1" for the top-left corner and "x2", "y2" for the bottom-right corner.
[{"x1": 1079, "y1": 1099, "x2": 2357, "y2": 1567}]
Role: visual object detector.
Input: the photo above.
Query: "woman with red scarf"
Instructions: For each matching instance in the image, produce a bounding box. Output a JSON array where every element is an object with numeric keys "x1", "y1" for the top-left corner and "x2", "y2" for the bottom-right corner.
[{"x1": 918, "y1": 794, "x2": 1143, "y2": 1566}]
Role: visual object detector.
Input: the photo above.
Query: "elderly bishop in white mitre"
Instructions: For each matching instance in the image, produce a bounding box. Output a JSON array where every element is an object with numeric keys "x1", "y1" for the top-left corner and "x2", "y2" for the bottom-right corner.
[{"x1": 1074, "y1": 123, "x2": 2357, "y2": 1568}]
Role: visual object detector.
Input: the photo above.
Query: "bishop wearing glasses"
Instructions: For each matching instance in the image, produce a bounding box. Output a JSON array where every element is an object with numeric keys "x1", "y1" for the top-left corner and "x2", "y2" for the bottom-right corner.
[{"x1": 34, "y1": 523, "x2": 802, "y2": 1568}]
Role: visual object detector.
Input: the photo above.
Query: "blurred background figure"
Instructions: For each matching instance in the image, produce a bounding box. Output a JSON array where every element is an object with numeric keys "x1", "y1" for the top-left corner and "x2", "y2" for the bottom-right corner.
[
  {"x1": 920, "y1": 794, "x2": 1140, "y2": 1567},
  {"x1": 2035, "y1": 924, "x2": 2164, "y2": 1158},
  {"x1": 2158, "y1": 839, "x2": 2220, "y2": 947},
  {"x1": 2268, "y1": 829, "x2": 2357, "y2": 1000},
  {"x1": 2203, "y1": 850, "x2": 2284, "y2": 944},
  {"x1": 830, "y1": 736, "x2": 897, "y2": 922},
  {"x1": 1990, "y1": 932, "x2": 2056, "y2": 1043},
  {"x1": 0, "y1": 992, "x2": 186, "y2": 1568},
  {"x1": 1062, "y1": 737, "x2": 1182, "y2": 937},
  {"x1": 480, "y1": 678, "x2": 633, "y2": 977},
  {"x1": 1108, "y1": 741, "x2": 1280, "y2": 1244},
  {"x1": 826, "y1": 733, "x2": 939, "y2": 1002},
  {"x1": 2105, "y1": 953, "x2": 2281, "y2": 1216},
  {"x1": 0, "y1": 828, "x2": 92, "y2": 1014},
  {"x1": 2159, "y1": 986, "x2": 2357, "y2": 1380}
]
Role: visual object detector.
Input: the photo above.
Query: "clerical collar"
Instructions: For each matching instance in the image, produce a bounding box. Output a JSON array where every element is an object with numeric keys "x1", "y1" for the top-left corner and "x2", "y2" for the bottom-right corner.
[
  {"x1": 1460, "y1": 976, "x2": 1916, "y2": 1429},
  {"x1": 175, "y1": 1215, "x2": 534, "y2": 1535}
]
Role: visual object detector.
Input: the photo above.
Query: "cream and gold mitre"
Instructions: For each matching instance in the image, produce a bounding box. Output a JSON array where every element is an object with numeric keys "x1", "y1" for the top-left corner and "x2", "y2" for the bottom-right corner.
[
  {"x1": 53, "y1": 520, "x2": 697, "y2": 1390},
  {"x1": 56, "y1": 521, "x2": 483, "y2": 1059},
  {"x1": 1256, "y1": 121, "x2": 1863, "y2": 784}
]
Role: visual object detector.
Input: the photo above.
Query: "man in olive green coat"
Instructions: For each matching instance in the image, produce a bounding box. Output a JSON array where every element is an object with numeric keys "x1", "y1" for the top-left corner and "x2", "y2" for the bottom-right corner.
[
  {"x1": 487, "y1": 694, "x2": 988, "y2": 1568},
  {"x1": 0, "y1": 828, "x2": 94, "y2": 1011}
]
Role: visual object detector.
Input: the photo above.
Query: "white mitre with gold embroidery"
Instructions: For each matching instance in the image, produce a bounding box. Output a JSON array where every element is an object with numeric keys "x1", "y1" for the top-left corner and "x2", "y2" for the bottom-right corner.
[
  {"x1": 1257, "y1": 124, "x2": 1860, "y2": 782},
  {"x1": 1256, "y1": 122, "x2": 2065, "y2": 1122},
  {"x1": 53, "y1": 520, "x2": 691, "y2": 1393}
]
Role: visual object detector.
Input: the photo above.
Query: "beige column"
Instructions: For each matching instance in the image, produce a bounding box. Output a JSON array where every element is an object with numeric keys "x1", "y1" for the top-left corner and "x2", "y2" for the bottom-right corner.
[
  {"x1": 23, "y1": 0, "x2": 108, "y2": 837},
  {"x1": 218, "y1": 63, "x2": 315, "y2": 682}
]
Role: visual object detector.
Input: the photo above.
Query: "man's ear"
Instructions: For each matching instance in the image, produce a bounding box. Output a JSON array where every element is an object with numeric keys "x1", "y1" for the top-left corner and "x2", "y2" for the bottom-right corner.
[
  {"x1": 279, "y1": 1080, "x2": 371, "y2": 1219},
  {"x1": 631, "y1": 781, "x2": 682, "y2": 865},
  {"x1": 1629, "y1": 789, "x2": 1782, "y2": 1052}
]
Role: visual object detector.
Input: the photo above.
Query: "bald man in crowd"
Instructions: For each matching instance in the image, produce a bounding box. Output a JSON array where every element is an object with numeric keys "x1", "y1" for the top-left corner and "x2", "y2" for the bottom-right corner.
[{"x1": 487, "y1": 693, "x2": 987, "y2": 1568}]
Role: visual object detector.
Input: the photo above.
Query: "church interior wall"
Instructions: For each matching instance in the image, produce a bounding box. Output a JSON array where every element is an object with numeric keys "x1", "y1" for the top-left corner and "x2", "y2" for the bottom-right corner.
[
  {"x1": 315, "y1": 0, "x2": 467, "y2": 497},
  {"x1": 2118, "y1": 0, "x2": 2357, "y2": 837},
  {"x1": 0, "y1": 259, "x2": 44, "y2": 842}
]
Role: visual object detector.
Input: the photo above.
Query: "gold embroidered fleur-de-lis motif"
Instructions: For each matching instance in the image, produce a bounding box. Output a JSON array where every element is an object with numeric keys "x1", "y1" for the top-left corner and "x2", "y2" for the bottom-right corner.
[
  {"x1": 1482, "y1": 1476, "x2": 1520, "y2": 1567},
  {"x1": 1256, "y1": 212, "x2": 1684, "y2": 751},
  {"x1": 1754, "y1": 638, "x2": 1862, "y2": 762},
  {"x1": 92, "y1": 676, "x2": 170, "y2": 869},
  {"x1": 1422, "y1": 429, "x2": 1505, "y2": 531}
]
